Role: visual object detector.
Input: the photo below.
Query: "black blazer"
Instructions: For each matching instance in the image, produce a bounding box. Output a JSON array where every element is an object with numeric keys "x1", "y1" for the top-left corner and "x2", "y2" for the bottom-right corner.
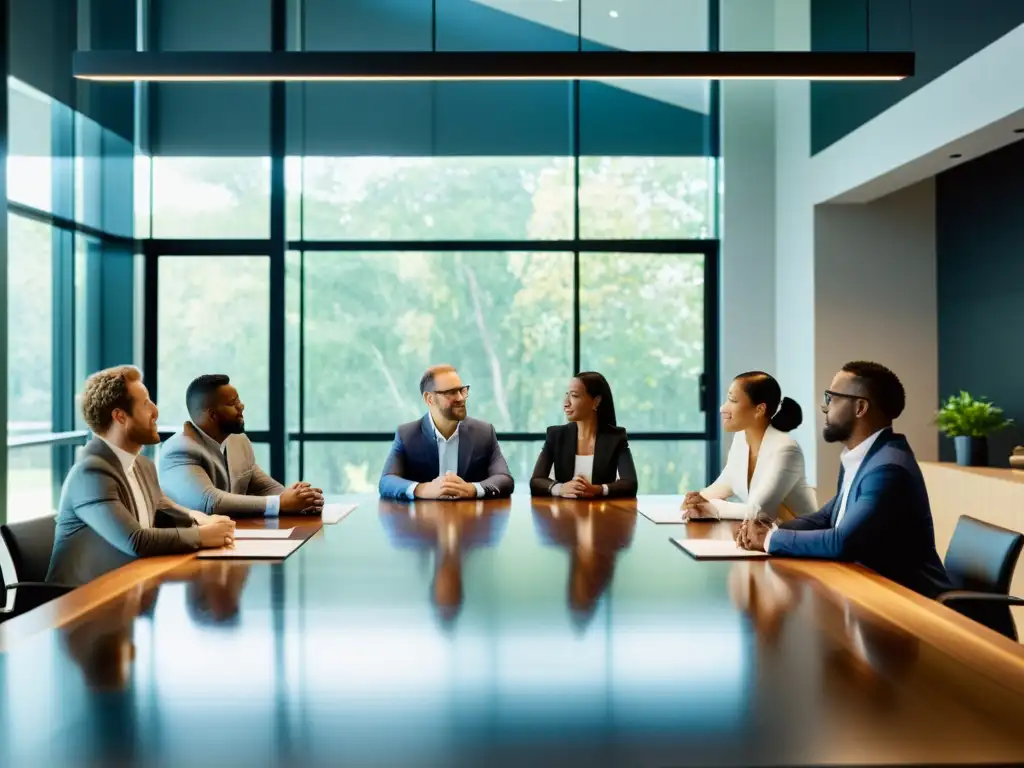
[{"x1": 530, "y1": 423, "x2": 638, "y2": 498}]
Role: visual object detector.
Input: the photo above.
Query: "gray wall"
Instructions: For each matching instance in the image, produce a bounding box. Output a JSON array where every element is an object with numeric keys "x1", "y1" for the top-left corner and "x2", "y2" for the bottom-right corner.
[
  {"x1": 774, "y1": 0, "x2": 819, "y2": 482},
  {"x1": 813, "y1": 179, "x2": 938, "y2": 490},
  {"x1": 936, "y1": 138, "x2": 1024, "y2": 466},
  {"x1": 720, "y1": 0, "x2": 777, "y2": 453}
]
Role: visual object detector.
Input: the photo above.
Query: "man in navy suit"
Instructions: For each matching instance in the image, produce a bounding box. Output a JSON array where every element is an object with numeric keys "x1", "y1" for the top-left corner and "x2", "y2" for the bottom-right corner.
[
  {"x1": 737, "y1": 361, "x2": 951, "y2": 599},
  {"x1": 379, "y1": 364, "x2": 514, "y2": 500}
]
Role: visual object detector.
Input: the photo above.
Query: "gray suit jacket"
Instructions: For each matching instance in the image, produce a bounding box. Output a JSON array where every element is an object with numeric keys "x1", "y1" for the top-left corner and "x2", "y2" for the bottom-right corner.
[
  {"x1": 158, "y1": 422, "x2": 285, "y2": 518},
  {"x1": 47, "y1": 438, "x2": 202, "y2": 586}
]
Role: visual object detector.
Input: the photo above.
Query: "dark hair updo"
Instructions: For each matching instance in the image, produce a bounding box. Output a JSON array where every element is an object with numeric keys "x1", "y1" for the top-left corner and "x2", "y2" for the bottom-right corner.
[{"x1": 734, "y1": 371, "x2": 803, "y2": 432}]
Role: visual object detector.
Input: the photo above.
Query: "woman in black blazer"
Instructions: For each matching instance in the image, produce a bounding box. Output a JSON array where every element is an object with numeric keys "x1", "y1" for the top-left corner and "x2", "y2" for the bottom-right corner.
[{"x1": 531, "y1": 372, "x2": 638, "y2": 498}]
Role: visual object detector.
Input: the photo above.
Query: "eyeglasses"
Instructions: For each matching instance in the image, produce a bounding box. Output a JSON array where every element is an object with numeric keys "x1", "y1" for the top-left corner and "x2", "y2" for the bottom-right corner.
[
  {"x1": 822, "y1": 390, "x2": 869, "y2": 408},
  {"x1": 431, "y1": 385, "x2": 470, "y2": 399}
]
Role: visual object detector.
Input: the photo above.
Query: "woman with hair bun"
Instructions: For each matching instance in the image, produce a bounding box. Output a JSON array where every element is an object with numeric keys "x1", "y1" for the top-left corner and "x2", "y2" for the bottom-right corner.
[{"x1": 682, "y1": 371, "x2": 816, "y2": 522}]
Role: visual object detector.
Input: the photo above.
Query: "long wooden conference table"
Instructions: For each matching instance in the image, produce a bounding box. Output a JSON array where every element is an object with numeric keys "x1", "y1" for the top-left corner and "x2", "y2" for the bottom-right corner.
[{"x1": 2, "y1": 494, "x2": 1024, "y2": 766}]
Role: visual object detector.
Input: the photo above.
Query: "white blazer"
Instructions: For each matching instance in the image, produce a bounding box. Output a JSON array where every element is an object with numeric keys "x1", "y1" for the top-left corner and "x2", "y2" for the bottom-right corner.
[{"x1": 701, "y1": 426, "x2": 817, "y2": 521}]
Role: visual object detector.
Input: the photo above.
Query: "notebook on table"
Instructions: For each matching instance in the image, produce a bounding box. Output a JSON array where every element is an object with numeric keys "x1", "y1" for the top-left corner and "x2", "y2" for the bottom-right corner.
[
  {"x1": 321, "y1": 503, "x2": 357, "y2": 525},
  {"x1": 197, "y1": 538, "x2": 305, "y2": 559},
  {"x1": 671, "y1": 537, "x2": 770, "y2": 560},
  {"x1": 636, "y1": 500, "x2": 687, "y2": 525},
  {"x1": 234, "y1": 528, "x2": 295, "y2": 540}
]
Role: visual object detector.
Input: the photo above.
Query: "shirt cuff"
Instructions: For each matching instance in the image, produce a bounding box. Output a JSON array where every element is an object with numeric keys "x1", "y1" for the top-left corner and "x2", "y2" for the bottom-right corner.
[
  {"x1": 763, "y1": 524, "x2": 779, "y2": 553},
  {"x1": 602, "y1": 484, "x2": 609, "y2": 496},
  {"x1": 707, "y1": 499, "x2": 738, "y2": 520},
  {"x1": 266, "y1": 495, "x2": 280, "y2": 518},
  {"x1": 406, "y1": 482, "x2": 418, "y2": 500},
  {"x1": 473, "y1": 482, "x2": 485, "y2": 498},
  {"x1": 550, "y1": 483, "x2": 563, "y2": 497}
]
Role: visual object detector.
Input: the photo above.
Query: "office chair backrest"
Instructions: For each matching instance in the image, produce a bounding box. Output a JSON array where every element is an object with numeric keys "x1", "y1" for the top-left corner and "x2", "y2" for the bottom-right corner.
[
  {"x1": 943, "y1": 515, "x2": 1023, "y2": 640},
  {"x1": 944, "y1": 515, "x2": 1024, "y2": 594},
  {"x1": 0, "y1": 515, "x2": 58, "y2": 584}
]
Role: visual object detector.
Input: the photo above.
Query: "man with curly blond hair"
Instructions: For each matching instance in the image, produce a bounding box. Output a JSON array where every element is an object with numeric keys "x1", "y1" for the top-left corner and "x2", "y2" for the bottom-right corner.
[{"x1": 47, "y1": 366, "x2": 237, "y2": 586}]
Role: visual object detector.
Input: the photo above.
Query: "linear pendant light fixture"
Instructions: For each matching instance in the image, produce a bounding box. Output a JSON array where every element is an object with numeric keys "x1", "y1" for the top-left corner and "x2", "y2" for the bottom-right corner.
[{"x1": 72, "y1": 51, "x2": 914, "y2": 82}]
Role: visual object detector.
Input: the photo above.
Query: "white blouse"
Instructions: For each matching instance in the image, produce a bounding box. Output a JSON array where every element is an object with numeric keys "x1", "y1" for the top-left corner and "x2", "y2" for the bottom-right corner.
[
  {"x1": 701, "y1": 426, "x2": 818, "y2": 521},
  {"x1": 549, "y1": 455, "x2": 595, "y2": 482},
  {"x1": 550, "y1": 455, "x2": 615, "y2": 496}
]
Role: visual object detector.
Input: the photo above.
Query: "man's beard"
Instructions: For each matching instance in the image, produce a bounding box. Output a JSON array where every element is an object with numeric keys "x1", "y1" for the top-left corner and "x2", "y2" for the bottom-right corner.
[
  {"x1": 127, "y1": 422, "x2": 160, "y2": 446},
  {"x1": 220, "y1": 417, "x2": 246, "y2": 435},
  {"x1": 822, "y1": 418, "x2": 853, "y2": 444},
  {"x1": 441, "y1": 404, "x2": 467, "y2": 422}
]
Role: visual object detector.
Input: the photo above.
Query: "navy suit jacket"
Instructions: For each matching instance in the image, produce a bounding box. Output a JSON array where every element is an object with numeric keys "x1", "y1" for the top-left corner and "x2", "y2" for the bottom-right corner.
[
  {"x1": 768, "y1": 430, "x2": 951, "y2": 599},
  {"x1": 378, "y1": 415, "x2": 514, "y2": 500}
]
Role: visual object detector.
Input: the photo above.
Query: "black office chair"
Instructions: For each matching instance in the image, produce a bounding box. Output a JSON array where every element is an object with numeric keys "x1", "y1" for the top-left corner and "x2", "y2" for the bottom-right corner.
[
  {"x1": 938, "y1": 515, "x2": 1024, "y2": 641},
  {"x1": 0, "y1": 515, "x2": 74, "y2": 622}
]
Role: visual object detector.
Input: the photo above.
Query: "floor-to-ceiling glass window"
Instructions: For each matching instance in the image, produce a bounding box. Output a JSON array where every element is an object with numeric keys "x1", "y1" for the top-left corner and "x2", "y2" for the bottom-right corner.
[
  {"x1": 6, "y1": 79, "x2": 68, "y2": 522},
  {"x1": 5, "y1": 69, "x2": 136, "y2": 523},
  {"x1": 136, "y1": 0, "x2": 721, "y2": 495},
  {"x1": 280, "y1": 0, "x2": 720, "y2": 493},
  {"x1": 3, "y1": 1, "x2": 722, "y2": 527}
]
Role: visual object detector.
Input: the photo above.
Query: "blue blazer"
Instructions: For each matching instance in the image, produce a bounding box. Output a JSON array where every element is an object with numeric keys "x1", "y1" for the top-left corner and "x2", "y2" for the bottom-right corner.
[
  {"x1": 379, "y1": 415, "x2": 514, "y2": 500},
  {"x1": 768, "y1": 430, "x2": 951, "y2": 599}
]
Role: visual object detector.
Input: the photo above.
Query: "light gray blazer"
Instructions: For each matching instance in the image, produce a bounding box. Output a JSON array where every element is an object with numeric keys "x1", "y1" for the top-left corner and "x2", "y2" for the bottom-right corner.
[
  {"x1": 47, "y1": 438, "x2": 202, "y2": 586},
  {"x1": 158, "y1": 422, "x2": 285, "y2": 518}
]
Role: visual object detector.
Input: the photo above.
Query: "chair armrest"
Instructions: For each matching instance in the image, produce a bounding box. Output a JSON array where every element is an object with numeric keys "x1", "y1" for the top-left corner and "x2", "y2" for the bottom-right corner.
[
  {"x1": 6, "y1": 581, "x2": 76, "y2": 591},
  {"x1": 2, "y1": 582, "x2": 75, "y2": 615},
  {"x1": 937, "y1": 590, "x2": 1024, "y2": 607}
]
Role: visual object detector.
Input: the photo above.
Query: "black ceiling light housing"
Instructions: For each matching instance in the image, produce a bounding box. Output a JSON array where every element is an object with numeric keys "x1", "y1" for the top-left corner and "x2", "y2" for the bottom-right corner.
[{"x1": 72, "y1": 50, "x2": 915, "y2": 82}]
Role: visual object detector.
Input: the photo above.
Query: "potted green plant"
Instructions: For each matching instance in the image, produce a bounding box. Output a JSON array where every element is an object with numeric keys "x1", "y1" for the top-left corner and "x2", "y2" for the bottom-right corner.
[{"x1": 935, "y1": 391, "x2": 1013, "y2": 467}]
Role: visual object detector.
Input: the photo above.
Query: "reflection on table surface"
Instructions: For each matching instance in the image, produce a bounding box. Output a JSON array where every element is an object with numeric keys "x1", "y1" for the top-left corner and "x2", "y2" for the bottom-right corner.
[
  {"x1": 531, "y1": 499, "x2": 637, "y2": 629},
  {"x1": 2, "y1": 494, "x2": 1024, "y2": 767},
  {"x1": 378, "y1": 498, "x2": 510, "y2": 626}
]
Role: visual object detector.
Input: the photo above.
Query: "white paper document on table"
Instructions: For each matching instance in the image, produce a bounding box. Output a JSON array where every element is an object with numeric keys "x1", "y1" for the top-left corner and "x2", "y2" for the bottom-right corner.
[
  {"x1": 671, "y1": 537, "x2": 770, "y2": 560},
  {"x1": 234, "y1": 528, "x2": 295, "y2": 539},
  {"x1": 197, "y1": 539, "x2": 304, "y2": 559},
  {"x1": 321, "y1": 503, "x2": 357, "y2": 525},
  {"x1": 637, "y1": 500, "x2": 687, "y2": 525}
]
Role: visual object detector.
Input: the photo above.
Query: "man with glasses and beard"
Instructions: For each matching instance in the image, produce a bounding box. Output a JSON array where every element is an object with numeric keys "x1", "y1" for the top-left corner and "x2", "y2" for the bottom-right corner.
[
  {"x1": 160, "y1": 374, "x2": 324, "y2": 518},
  {"x1": 735, "y1": 361, "x2": 951, "y2": 599},
  {"x1": 379, "y1": 365, "x2": 514, "y2": 500}
]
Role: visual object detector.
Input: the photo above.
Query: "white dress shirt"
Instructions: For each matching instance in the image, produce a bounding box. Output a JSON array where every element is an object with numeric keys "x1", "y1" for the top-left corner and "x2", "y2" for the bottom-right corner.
[
  {"x1": 549, "y1": 455, "x2": 611, "y2": 497},
  {"x1": 405, "y1": 420, "x2": 485, "y2": 499},
  {"x1": 833, "y1": 428, "x2": 886, "y2": 528},
  {"x1": 763, "y1": 428, "x2": 887, "y2": 552},
  {"x1": 98, "y1": 435, "x2": 151, "y2": 528}
]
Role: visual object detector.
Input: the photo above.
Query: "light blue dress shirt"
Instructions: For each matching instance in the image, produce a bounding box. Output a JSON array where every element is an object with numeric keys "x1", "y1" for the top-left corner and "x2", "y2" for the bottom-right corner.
[
  {"x1": 265, "y1": 494, "x2": 280, "y2": 517},
  {"x1": 405, "y1": 420, "x2": 486, "y2": 500}
]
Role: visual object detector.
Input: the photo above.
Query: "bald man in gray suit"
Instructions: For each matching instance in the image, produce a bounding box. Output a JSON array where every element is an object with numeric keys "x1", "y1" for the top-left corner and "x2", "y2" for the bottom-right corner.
[{"x1": 47, "y1": 366, "x2": 235, "y2": 586}]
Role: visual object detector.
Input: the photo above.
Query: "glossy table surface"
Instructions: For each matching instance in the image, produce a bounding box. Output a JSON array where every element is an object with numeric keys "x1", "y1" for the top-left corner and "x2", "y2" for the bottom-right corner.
[{"x1": 2, "y1": 495, "x2": 1024, "y2": 767}]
